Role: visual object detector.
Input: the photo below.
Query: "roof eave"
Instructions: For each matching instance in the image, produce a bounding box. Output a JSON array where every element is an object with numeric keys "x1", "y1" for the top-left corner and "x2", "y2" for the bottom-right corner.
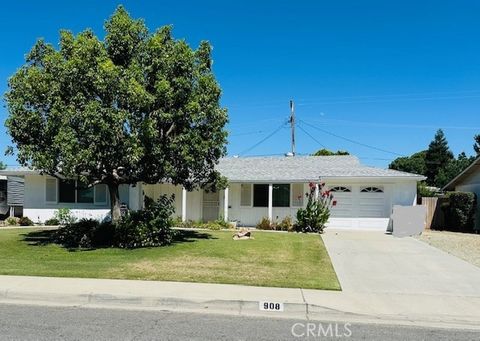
[{"x1": 442, "y1": 156, "x2": 480, "y2": 191}]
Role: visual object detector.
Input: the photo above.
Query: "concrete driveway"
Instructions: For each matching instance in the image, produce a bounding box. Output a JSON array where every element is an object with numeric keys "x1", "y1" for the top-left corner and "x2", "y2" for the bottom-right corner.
[{"x1": 322, "y1": 230, "x2": 480, "y2": 297}]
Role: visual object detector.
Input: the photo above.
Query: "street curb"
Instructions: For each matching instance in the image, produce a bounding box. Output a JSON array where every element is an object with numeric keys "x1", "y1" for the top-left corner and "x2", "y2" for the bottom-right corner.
[{"x1": 2, "y1": 288, "x2": 480, "y2": 330}]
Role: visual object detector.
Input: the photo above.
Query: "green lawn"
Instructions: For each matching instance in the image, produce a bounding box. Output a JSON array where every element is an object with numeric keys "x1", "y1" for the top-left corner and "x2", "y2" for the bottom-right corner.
[{"x1": 0, "y1": 228, "x2": 340, "y2": 290}]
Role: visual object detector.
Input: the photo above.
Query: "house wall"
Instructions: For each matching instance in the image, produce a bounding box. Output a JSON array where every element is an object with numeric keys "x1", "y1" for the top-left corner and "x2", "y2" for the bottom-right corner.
[
  {"x1": 22, "y1": 175, "x2": 129, "y2": 223},
  {"x1": 455, "y1": 170, "x2": 480, "y2": 230},
  {"x1": 141, "y1": 180, "x2": 418, "y2": 229}
]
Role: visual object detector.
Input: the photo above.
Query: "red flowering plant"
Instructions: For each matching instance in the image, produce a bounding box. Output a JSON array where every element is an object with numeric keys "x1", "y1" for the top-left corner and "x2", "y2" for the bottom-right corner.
[{"x1": 294, "y1": 180, "x2": 336, "y2": 233}]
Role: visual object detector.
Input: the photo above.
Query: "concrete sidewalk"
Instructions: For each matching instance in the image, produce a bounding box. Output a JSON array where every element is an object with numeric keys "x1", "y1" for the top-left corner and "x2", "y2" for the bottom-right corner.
[{"x1": 0, "y1": 275, "x2": 480, "y2": 330}]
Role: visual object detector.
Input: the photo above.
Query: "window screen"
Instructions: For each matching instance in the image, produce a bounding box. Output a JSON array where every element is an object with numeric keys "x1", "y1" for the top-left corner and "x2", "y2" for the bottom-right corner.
[
  {"x1": 291, "y1": 183, "x2": 304, "y2": 207},
  {"x1": 240, "y1": 184, "x2": 252, "y2": 206},
  {"x1": 45, "y1": 178, "x2": 57, "y2": 203}
]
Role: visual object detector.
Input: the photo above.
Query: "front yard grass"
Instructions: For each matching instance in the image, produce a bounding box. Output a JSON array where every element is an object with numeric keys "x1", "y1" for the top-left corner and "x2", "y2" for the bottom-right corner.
[{"x1": 0, "y1": 228, "x2": 340, "y2": 290}]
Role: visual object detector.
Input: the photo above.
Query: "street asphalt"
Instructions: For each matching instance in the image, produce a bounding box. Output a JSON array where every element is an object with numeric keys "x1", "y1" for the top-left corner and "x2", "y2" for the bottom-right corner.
[{"x1": 0, "y1": 303, "x2": 478, "y2": 341}]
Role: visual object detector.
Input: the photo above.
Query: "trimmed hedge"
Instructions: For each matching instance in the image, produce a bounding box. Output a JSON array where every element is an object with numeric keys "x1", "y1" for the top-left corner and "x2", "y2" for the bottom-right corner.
[{"x1": 442, "y1": 192, "x2": 477, "y2": 232}]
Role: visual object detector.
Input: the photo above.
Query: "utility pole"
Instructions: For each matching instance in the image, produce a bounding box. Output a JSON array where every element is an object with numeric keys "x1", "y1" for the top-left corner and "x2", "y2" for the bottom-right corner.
[{"x1": 290, "y1": 99, "x2": 295, "y2": 156}]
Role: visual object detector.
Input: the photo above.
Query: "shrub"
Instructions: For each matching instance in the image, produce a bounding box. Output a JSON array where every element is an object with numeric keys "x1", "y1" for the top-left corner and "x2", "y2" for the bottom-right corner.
[
  {"x1": 114, "y1": 195, "x2": 176, "y2": 248},
  {"x1": 54, "y1": 208, "x2": 76, "y2": 225},
  {"x1": 256, "y1": 217, "x2": 274, "y2": 230},
  {"x1": 417, "y1": 181, "x2": 436, "y2": 198},
  {"x1": 18, "y1": 216, "x2": 34, "y2": 226},
  {"x1": 44, "y1": 217, "x2": 60, "y2": 225},
  {"x1": 294, "y1": 181, "x2": 335, "y2": 233},
  {"x1": 5, "y1": 217, "x2": 19, "y2": 226},
  {"x1": 443, "y1": 192, "x2": 477, "y2": 232},
  {"x1": 55, "y1": 218, "x2": 114, "y2": 248},
  {"x1": 277, "y1": 216, "x2": 294, "y2": 231}
]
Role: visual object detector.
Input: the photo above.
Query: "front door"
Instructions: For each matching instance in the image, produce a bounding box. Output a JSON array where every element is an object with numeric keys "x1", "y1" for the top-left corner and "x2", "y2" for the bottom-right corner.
[{"x1": 202, "y1": 191, "x2": 219, "y2": 222}]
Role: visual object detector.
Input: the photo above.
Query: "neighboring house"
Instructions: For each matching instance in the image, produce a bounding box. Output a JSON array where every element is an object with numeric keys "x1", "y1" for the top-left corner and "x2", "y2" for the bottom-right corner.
[
  {"x1": 0, "y1": 155, "x2": 425, "y2": 230},
  {"x1": 443, "y1": 156, "x2": 480, "y2": 230}
]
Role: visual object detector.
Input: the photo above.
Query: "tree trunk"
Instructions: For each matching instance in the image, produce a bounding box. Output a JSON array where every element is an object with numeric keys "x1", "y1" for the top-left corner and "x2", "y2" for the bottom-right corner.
[{"x1": 108, "y1": 183, "x2": 122, "y2": 224}]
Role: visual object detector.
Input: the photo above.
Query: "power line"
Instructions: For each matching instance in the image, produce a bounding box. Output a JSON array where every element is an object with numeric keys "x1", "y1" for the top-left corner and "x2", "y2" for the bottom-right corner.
[
  {"x1": 239, "y1": 120, "x2": 288, "y2": 156},
  {"x1": 297, "y1": 124, "x2": 328, "y2": 149},
  {"x1": 299, "y1": 120, "x2": 404, "y2": 157}
]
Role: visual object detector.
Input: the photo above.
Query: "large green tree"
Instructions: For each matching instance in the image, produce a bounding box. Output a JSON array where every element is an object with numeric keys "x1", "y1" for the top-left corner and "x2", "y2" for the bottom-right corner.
[
  {"x1": 435, "y1": 152, "x2": 475, "y2": 188},
  {"x1": 4, "y1": 6, "x2": 228, "y2": 222},
  {"x1": 389, "y1": 150, "x2": 427, "y2": 175},
  {"x1": 424, "y1": 129, "x2": 454, "y2": 185}
]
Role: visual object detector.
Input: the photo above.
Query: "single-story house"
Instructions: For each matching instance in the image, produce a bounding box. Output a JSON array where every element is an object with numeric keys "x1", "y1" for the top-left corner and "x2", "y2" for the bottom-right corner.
[
  {"x1": 0, "y1": 155, "x2": 425, "y2": 230},
  {"x1": 443, "y1": 155, "x2": 480, "y2": 230}
]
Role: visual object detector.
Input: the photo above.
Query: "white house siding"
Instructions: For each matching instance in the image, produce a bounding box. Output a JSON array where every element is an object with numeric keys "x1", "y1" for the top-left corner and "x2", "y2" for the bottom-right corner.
[
  {"x1": 455, "y1": 170, "x2": 480, "y2": 230},
  {"x1": 22, "y1": 175, "x2": 129, "y2": 223},
  {"x1": 139, "y1": 180, "x2": 418, "y2": 230}
]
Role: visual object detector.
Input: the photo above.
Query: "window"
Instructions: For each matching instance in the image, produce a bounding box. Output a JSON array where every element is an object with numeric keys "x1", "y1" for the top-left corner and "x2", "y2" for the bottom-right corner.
[
  {"x1": 361, "y1": 186, "x2": 384, "y2": 193},
  {"x1": 253, "y1": 184, "x2": 291, "y2": 208},
  {"x1": 94, "y1": 184, "x2": 108, "y2": 204},
  {"x1": 45, "y1": 178, "x2": 57, "y2": 203},
  {"x1": 253, "y1": 184, "x2": 268, "y2": 207},
  {"x1": 77, "y1": 185, "x2": 94, "y2": 203},
  {"x1": 46, "y1": 178, "x2": 108, "y2": 204},
  {"x1": 59, "y1": 180, "x2": 76, "y2": 203},
  {"x1": 330, "y1": 186, "x2": 351, "y2": 192},
  {"x1": 291, "y1": 183, "x2": 304, "y2": 207},
  {"x1": 273, "y1": 184, "x2": 290, "y2": 207},
  {"x1": 240, "y1": 184, "x2": 252, "y2": 206}
]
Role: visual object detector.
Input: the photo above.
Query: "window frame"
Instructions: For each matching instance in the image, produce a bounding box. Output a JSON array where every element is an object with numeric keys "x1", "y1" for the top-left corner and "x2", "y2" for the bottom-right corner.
[
  {"x1": 240, "y1": 183, "x2": 253, "y2": 207},
  {"x1": 45, "y1": 178, "x2": 58, "y2": 204},
  {"x1": 253, "y1": 184, "x2": 269, "y2": 207},
  {"x1": 291, "y1": 183, "x2": 304, "y2": 207},
  {"x1": 272, "y1": 183, "x2": 290, "y2": 208},
  {"x1": 45, "y1": 178, "x2": 108, "y2": 205},
  {"x1": 360, "y1": 186, "x2": 384, "y2": 193},
  {"x1": 330, "y1": 186, "x2": 352, "y2": 193}
]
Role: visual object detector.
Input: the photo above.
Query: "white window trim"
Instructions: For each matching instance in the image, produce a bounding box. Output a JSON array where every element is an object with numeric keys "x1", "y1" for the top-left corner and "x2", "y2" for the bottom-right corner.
[
  {"x1": 45, "y1": 178, "x2": 58, "y2": 204},
  {"x1": 46, "y1": 178, "x2": 102, "y2": 205},
  {"x1": 360, "y1": 186, "x2": 384, "y2": 193}
]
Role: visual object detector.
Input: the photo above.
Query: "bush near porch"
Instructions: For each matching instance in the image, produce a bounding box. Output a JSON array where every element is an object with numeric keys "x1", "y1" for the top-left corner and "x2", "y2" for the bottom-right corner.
[{"x1": 0, "y1": 228, "x2": 340, "y2": 290}]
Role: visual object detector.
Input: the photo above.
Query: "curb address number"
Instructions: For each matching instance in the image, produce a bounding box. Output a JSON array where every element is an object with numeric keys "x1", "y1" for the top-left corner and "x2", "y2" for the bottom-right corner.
[{"x1": 259, "y1": 301, "x2": 284, "y2": 312}]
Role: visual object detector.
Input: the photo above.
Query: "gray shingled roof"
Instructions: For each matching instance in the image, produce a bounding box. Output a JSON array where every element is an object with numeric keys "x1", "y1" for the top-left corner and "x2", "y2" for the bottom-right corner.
[
  {"x1": 216, "y1": 156, "x2": 425, "y2": 182},
  {"x1": 0, "y1": 156, "x2": 425, "y2": 182}
]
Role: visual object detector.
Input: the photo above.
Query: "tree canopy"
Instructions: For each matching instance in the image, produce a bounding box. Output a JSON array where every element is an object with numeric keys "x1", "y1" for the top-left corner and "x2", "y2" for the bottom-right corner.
[
  {"x1": 4, "y1": 6, "x2": 228, "y2": 221},
  {"x1": 389, "y1": 129, "x2": 476, "y2": 189},
  {"x1": 388, "y1": 150, "x2": 427, "y2": 176},
  {"x1": 424, "y1": 129, "x2": 454, "y2": 185},
  {"x1": 312, "y1": 148, "x2": 350, "y2": 156}
]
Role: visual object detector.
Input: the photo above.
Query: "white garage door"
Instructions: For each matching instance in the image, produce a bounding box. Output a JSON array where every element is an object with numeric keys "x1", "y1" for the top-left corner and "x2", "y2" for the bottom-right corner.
[
  {"x1": 358, "y1": 186, "x2": 386, "y2": 218},
  {"x1": 329, "y1": 186, "x2": 354, "y2": 217}
]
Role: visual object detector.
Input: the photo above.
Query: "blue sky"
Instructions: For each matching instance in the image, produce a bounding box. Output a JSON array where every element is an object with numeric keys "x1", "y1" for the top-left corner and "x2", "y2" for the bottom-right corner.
[{"x1": 1, "y1": 1, "x2": 480, "y2": 167}]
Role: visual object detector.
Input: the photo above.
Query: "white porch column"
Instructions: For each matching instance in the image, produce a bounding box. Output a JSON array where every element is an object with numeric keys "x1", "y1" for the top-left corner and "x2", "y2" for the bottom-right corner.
[
  {"x1": 224, "y1": 187, "x2": 229, "y2": 222},
  {"x1": 268, "y1": 184, "x2": 273, "y2": 221},
  {"x1": 181, "y1": 187, "x2": 187, "y2": 222},
  {"x1": 315, "y1": 184, "x2": 320, "y2": 199}
]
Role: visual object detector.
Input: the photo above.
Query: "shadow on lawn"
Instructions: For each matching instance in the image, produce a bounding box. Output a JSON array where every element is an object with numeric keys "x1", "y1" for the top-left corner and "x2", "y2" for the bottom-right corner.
[{"x1": 21, "y1": 228, "x2": 216, "y2": 251}]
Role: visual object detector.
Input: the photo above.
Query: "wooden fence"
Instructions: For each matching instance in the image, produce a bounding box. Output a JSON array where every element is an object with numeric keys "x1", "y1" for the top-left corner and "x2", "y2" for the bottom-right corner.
[{"x1": 421, "y1": 196, "x2": 447, "y2": 229}]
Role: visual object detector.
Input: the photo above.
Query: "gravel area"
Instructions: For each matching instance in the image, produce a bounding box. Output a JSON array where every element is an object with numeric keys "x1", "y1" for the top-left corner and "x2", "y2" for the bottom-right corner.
[{"x1": 417, "y1": 230, "x2": 480, "y2": 268}]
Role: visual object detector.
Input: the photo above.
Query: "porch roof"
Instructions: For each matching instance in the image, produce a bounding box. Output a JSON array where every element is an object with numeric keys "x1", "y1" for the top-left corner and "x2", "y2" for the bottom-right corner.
[{"x1": 216, "y1": 156, "x2": 425, "y2": 182}]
